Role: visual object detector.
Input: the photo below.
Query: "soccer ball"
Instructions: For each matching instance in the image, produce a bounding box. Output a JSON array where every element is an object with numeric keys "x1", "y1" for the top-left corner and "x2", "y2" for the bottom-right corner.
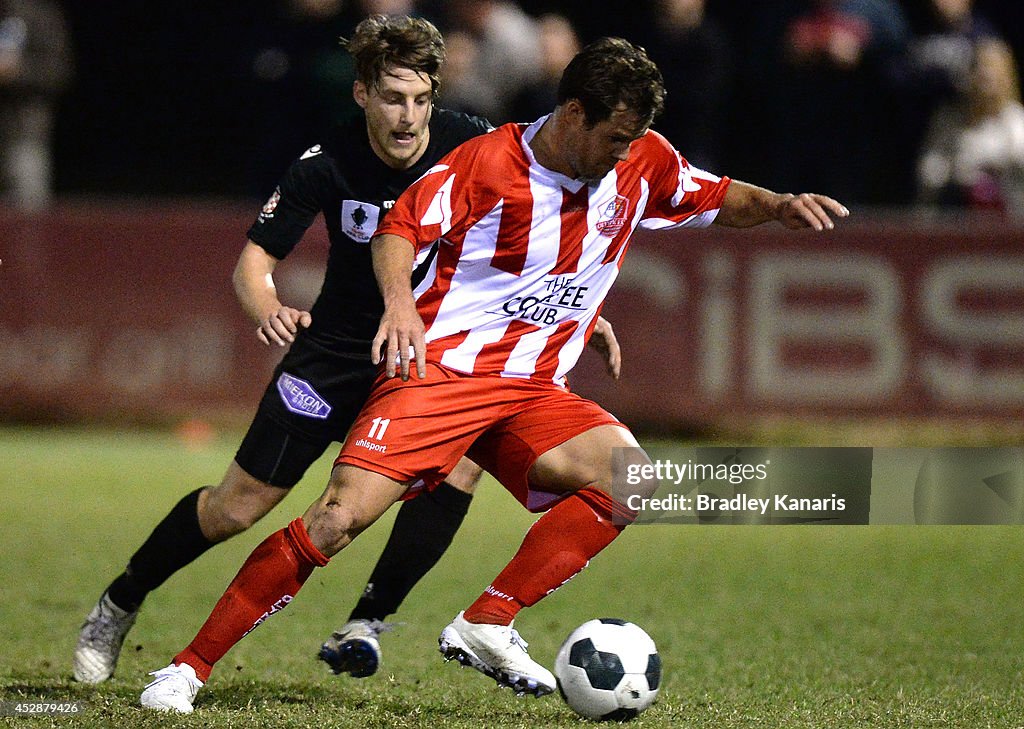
[{"x1": 553, "y1": 618, "x2": 661, "y2": 721}]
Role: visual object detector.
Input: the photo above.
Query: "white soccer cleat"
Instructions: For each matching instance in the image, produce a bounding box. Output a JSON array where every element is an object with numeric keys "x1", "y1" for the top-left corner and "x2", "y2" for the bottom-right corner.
[
  {"x1": 318, "y1": 619, "x2": 389, "y2": 678},
  {"x1": 73, "y1": 591, "x2": 139, "y2": 683},
  {"x1": 140, "y1": 663, "x2": 203, "y2": 713},
  {"x1": 438, "y1": 611, "x2": 556, "y2": 697}
]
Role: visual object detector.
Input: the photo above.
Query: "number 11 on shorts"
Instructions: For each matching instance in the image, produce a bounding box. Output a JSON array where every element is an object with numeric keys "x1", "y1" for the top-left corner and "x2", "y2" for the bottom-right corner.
[{"x1": 368, "y1": 417, "x2": 391, "y2": 440}]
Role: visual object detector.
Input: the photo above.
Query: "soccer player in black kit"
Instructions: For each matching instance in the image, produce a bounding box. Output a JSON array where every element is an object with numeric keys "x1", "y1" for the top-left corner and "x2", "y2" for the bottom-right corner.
[{"x1": 73, "y1": 14, "x2": 621, "y2": 685}]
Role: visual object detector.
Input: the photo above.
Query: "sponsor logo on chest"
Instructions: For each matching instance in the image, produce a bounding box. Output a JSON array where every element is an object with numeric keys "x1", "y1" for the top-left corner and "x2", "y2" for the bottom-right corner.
[{"x1": 492, "y1": 275, "x2": 591, "y2": 326}]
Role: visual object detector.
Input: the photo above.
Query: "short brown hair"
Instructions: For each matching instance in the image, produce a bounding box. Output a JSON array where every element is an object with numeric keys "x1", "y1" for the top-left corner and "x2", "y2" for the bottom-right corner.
[
  {"x1": 342, "y1": 15, "x2": 446, "y2": 95},
  {"x1": 557, "y1": 37, "x2": 665, "y2": 128}
]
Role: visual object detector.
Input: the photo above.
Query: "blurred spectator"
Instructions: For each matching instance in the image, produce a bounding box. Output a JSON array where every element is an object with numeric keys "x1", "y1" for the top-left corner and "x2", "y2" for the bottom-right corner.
[
  {"x1": 768, "y1": 0, "x2": 909, "y2": 203},
  {"x1": 246, "y1": 1, "x2": 428, "y2": 194},
  {"x1": 509, "y1": 13, "x2": 580, "y2": 123},
  {"x1": 436, "y1": 0, "x2": 542, "y2": 123},
  {"x1": 0, "y1": 0, "x2": 72, "y2": 211},
  {"x1": 917, "y1": 38, "x2": 1024, "y2": 217},
  {"x1": 435, "y1": 29, "x2": 479, "y2": 113},
  {"x1": 897, "y1": 0, "x2": 1003, "y2": 195},
  {"x1": 637, "y1": 0, "x2": 734, "y2": 171},
  {"x1": 906, "y1": 0, "x2": 999, "y2": 101},
  {"x1": 245, "y1": 0, "x2": 356, "y2": 194}
]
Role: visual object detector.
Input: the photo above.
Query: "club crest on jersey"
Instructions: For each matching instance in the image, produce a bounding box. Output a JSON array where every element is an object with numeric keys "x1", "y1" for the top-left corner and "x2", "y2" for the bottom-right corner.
[
  {"x1": 258, "y1": 187, "x2": 281, "y2": 222},
  {"x1": 276, "y1": 373, "x2": 331, "y2": 419},
  {"x1": 596, "y1": 194, "x2": 629, "y2": 237},
  {"x1": 342, "y1": 200, "x2": 381, "y2": 243}
]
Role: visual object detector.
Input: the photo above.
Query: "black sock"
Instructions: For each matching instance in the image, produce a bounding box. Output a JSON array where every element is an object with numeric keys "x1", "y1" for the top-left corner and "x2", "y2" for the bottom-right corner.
[
  {"x1": 106, "y1": 488, "x2": 214, "y2": 612},
  {"x1": 348, "y1": 481, "x2": 473, "y2": 622}
]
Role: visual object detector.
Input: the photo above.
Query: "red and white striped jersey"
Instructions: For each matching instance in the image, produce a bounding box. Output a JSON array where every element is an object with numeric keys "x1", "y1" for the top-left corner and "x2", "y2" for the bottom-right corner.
[{"x1": 377, "y1": 115, "x2": 732, "y2": 385}]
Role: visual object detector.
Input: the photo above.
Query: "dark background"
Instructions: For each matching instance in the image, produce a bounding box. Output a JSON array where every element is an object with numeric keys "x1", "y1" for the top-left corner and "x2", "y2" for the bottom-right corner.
[{"x1": 52, "y1": 0, "x2": 1024, "y2": 201}]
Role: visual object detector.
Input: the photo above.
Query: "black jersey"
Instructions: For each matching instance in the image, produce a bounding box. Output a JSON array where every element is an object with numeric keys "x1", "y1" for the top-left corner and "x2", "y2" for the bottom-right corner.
[{"x1": 247, "y1": 108, "x2": 492, "y2": 355}]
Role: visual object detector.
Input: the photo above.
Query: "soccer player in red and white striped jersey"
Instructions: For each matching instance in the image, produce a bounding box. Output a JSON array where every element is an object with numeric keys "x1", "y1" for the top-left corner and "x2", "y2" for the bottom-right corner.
[
  {"x1": 376, "y1": 107, "x2": 730, "y2": 385},
  {"x1": 142, "y1": 36, "x2": 848, "y2": 711}
]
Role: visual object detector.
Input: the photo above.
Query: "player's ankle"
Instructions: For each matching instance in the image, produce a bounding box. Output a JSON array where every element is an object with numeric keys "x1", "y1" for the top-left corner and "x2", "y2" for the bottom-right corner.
[
  {"x1": 462, "y1": 603, "x2": 516, "y2": 626},
  {"x1": 172, "y1": 650, "x2": 213, "y2": 683}
]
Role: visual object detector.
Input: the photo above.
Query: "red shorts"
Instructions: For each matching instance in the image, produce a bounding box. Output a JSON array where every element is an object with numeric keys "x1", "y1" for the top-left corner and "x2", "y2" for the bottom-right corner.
[{"x1": 335, "y1": 362, "x2": 626, "y2": 512}]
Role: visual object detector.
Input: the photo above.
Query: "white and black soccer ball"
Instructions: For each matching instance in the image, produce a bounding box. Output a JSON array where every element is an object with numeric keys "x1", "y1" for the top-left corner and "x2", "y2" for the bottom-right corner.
[{"x1": 553, "y1": 618, "x2": 661, "y2": 721}]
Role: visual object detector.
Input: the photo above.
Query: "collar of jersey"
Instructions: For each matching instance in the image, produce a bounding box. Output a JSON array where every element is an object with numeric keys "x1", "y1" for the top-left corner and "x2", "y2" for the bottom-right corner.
[{"x1": 520, "y1": 115, "x2": 588, "y2": 194}]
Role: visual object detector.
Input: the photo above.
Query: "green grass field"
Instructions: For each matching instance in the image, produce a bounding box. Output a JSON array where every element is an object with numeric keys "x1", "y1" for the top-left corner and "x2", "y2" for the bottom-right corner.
[{"x1": 2, "y1": 425, "x2": 1024, "y2": 728}]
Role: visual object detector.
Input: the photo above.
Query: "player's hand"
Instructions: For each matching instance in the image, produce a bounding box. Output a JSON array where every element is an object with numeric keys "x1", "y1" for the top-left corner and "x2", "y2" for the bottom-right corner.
[
  {"x1": 588, "y1": 316, "x2": 621, "y2": 379},
  {"x1": 257, "y1": 306, "x2": 312, "y2": 346},
  {"x1": 372, "y1": 297, "x2": 426, "y2": 381},
  {"x1": 775, "y1": 193, "x2": 849, "y2": 231}
]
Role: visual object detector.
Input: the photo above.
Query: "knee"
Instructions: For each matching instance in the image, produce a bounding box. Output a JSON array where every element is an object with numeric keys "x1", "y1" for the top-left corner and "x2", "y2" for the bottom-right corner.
[
  {"x1": 304, "y1": 500, "x2": 364, "y2": 556},
  {"x1": 302, "y1": 465, "x2": 407, "y2": 556},
  {"x1": 612, "y1": 454, "x2": 660, "y2": 506},
  {"x1": 210, "y1": 498, "x2": 263, "y2": 537},
  {"x1": 445, "y1": 459, "x2": 483, "y2": 494},
  {"x1": 199, "y1": 472, "x2": 288, "y2": 541}
]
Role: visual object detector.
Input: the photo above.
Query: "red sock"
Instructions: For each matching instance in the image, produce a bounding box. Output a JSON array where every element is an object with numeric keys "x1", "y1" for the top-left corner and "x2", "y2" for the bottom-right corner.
[
  {"x1": 463, "y1": 487, "x2": 636, "y2": 626},
  {"x1": 173, "y1": 518, "x2": 328, "y2": 682}
]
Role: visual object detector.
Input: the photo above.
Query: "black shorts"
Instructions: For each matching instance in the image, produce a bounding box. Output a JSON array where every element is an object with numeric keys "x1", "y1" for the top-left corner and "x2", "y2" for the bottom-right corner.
[{"x1": 234, "y1": 333, "x2": 377, "y2": 489}]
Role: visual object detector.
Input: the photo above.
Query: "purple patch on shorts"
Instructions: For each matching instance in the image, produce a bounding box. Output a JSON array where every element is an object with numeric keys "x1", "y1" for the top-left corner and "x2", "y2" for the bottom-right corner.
[{"x1": 276, "y1": 373, "x2": 332, "y2": 419}]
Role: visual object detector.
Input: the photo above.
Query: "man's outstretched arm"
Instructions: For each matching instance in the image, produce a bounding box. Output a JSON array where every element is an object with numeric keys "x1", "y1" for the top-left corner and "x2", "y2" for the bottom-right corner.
[{"x1": 715, "y1": 179, "x2": 850, "y2": 231}]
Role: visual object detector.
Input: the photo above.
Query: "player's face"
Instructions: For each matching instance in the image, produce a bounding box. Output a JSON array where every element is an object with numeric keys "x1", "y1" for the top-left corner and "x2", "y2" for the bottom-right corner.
[
  {"x1": 565, "y1": 103, "x2": 648, "y2": 184},
  {"x1": 355, "y1": 66, "x2": 433, "y2": 170}
]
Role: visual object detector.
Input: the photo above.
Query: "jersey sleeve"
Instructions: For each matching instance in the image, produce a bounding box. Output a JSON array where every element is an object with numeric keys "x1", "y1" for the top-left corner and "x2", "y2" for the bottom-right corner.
[
  {"x1": 246, "y1": 146, "x2": 329, "y2": 259},
  {"x1": 374, "y1": 133, "x2": 503, "y2": 253},
  {"x1": 375, "y1": 163, "x2": 461, "y2": 252},
  {"x1": 638, "y1": 131, "x2": 732, "y2": 231}
]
